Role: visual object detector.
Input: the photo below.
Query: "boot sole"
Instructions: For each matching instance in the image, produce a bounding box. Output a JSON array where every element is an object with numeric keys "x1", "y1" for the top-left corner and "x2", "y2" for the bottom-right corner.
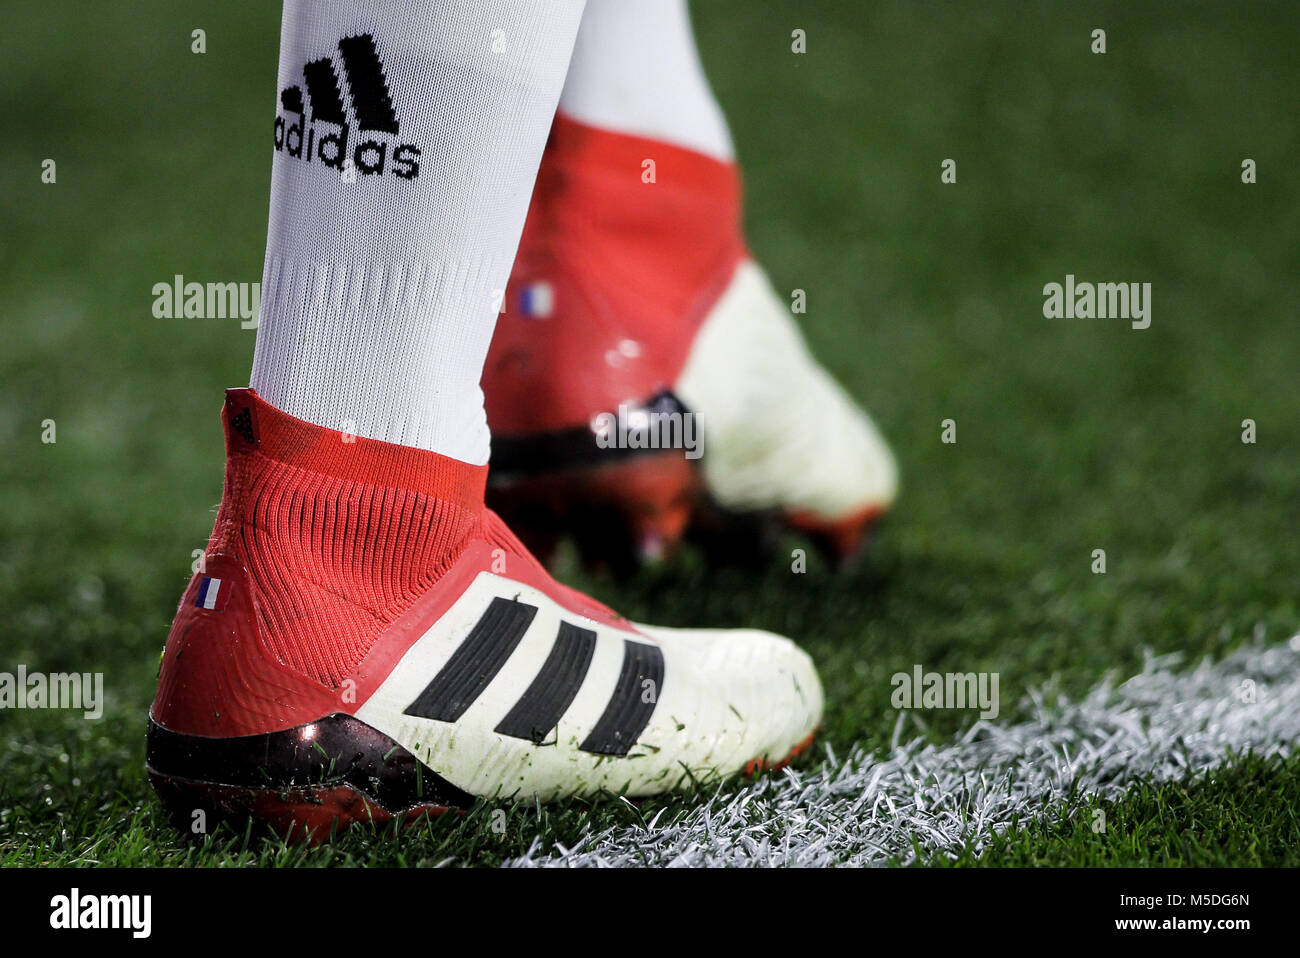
[
  {"x1": 147, "y1": 712, "x2": 818, "y2": 844},
  {"x1": 146, "y1": 712, "x2": 473, "y2": 844}
]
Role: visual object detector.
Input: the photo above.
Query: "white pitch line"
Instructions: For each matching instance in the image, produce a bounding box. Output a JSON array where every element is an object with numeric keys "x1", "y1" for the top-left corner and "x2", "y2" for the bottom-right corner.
[{"x1": 507, "y1": 632, "x2": 1300, "y2": 867}]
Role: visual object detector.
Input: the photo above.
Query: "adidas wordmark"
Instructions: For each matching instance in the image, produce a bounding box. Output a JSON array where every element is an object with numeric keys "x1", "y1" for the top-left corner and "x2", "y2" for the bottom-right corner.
[{"x1": 273, "y1": 33, "x2": 421, "y2": 181}]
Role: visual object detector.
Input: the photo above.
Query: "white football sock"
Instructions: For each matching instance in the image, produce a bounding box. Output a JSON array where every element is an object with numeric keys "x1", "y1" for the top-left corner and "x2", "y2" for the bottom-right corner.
[
  {"x1": 251, "y1": 0, "x2": 586, "y2": 465},
  {"x1": 559, "y1": 0, "x2": 733, "y2": 161}
]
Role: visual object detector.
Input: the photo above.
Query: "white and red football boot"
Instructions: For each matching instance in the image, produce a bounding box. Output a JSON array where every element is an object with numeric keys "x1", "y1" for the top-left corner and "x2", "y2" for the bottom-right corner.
[
  {"x1": 482, "y1": 116, "x2": 898, "y2": 574},
  {"x1": 147, "y1": 389, "x2": 820, "y2": 841}
]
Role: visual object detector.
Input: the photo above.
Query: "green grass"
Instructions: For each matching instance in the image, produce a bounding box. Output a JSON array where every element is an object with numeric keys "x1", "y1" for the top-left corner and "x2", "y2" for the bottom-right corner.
[
  {"x1": 1, "y1": 0, "x2": 1298, "y2": 866},
  {"x1": 930, "y1": 752, "x2": 1300, "y2": 867}
]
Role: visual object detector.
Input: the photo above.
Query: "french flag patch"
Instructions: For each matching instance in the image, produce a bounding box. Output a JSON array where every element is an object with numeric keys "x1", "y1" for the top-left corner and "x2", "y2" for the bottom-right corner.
[
  {"x1": 518, "y1": 281, "x2": 554, "y2": 318},
  {"x1": 194, "y1": 576, "x2": 230, "y2": 611}
]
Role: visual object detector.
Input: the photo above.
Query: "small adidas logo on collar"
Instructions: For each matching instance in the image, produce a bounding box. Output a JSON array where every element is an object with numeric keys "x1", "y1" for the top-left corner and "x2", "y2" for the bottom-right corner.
[
  {"x1": 274, "y1": 33, "x2": 422, "y2": 181},
  {"x1": 224, "y1": 389, "x2": 259, "y2": 446}
]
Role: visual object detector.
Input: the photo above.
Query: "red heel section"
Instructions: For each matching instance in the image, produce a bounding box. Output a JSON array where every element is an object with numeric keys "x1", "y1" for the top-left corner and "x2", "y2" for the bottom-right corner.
[
  {"x1": 488, "y1": 389, "x2": 702, "y2": 576},
  {"x1": 491, "y1": 451, "x2": 700, "y2": 576},
  {"x1": 785, "y1": 505, "x2": 887, "y2": 571}
]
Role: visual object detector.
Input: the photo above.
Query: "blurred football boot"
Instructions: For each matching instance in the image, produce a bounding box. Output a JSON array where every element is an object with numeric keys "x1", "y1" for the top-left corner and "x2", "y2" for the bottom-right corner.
[
  {"x1": 147, "y1": 389, "x2": 821, "y2": 842},
  {"x1": 483, "y1": 117, "x2": 897, "y2": 574}
]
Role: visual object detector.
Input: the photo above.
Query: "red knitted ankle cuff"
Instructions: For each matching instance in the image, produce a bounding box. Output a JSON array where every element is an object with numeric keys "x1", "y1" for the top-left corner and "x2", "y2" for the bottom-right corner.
[{"x1": 222, "y1": 388, "x2": 487, "y2": 509}]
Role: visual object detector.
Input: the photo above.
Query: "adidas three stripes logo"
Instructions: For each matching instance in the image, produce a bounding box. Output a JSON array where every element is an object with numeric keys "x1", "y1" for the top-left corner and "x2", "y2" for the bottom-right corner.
[
  {"x1": 402, "y1": 597, "x2": 665, "y2": 756},
  {"x1": 273, "y1": 33, "x2": 422, "y2": 181}
]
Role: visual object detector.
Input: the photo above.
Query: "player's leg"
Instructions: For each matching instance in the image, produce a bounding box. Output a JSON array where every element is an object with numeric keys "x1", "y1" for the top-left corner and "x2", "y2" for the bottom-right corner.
[
  {"x1": 557, "y1": 0, "x2": 735, "y2": 160},
  {"x1": 249, "y1": 0, "x2": 582, "y2": 464},
  {"x1": 147, "y1": 0, "x2": 820, "y2": 841},
  {"x1": 483, "y1": 0, "x2": 897, "y2": 572}
]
